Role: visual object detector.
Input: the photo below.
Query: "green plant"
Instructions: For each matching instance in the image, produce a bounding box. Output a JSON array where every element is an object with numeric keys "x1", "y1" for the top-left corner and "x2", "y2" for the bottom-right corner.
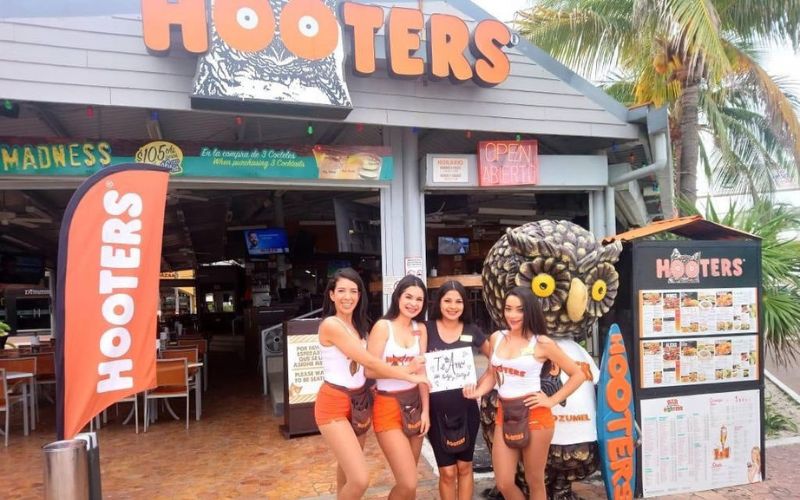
[
  {"x1": 680, "y1": 199, "x2": 800, "y2": 365},
  {"x1": 516, "y1": 0, "x2": 800, "y2": 212},
  {"x1": 765, "y1": 395, "x2": 798, "y2": 436},
  {"x1": 0, "y1": 320, "x2": 9, "y2": 336}
]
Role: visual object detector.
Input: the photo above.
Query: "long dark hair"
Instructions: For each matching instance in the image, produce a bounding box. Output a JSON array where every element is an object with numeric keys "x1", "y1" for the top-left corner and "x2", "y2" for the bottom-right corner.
[
  {"x1": 504, "y1": 287, "x2": 548, "y2": 339},
  {"x1": 428, "y1": 280, "x2": 471, "y2": 324},
  {"x1": 383, "y1": 275, "x2": 427, "y2": 322},
  {"x1": 321, "y1": 267, "x2": 370, "y2": 338}
]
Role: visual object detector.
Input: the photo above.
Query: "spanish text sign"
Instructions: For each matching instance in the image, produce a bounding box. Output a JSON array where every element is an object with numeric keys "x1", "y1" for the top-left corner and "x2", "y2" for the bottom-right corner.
[
  {"x1": 424, "y1": 347, "x2": 477, "y2": 393},
  {"x1": 478, "y1": 140, "x2": 539, "y2": 186}
]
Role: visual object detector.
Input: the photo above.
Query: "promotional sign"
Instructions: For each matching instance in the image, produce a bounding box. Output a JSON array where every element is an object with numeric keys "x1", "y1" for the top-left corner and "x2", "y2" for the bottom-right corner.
[
  {"x1": 639, "y1": 287, "x2": 758, "y2": 338},
  {"x1": 432, "y1": 157, "x2": 469, "y2": 183},
  {"x1": 0, "y1": 139, "x2": 393, "y2": 181},
  {"x1": 640, "y1": 390, "x2": 763, "y2": 497},
  {"x1": 551, "y1": 339, "x2": 600, "y2": 446},
  {"x1": 286, "y1": 334, "x2": 324, "y2": 405},
  {"x1": 56, "y1": 163, "x2": 169, "y2": 439},
  {"x1": 478, "y1": 140, "x2": 539, "y2": 186},
  {"x1": 404, "y1": 257, "x2": 424, "y2": 278},
  {"x1": 141, "y1": 0, "x2": 513, "y2": 116},
  {"x1": 596, "y1": 324, "x2": 636, "y2": 500},
  {"x1": 423, "y1": 346, "x2": 476, "y2": 393},
  {"x1": 640, "y1": 335, "x2": 758, "y2": 388}
]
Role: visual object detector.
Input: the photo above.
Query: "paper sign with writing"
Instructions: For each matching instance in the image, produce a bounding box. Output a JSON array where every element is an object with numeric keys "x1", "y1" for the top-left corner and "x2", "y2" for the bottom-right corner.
[{"x1": 424, "y1": 347, "x2": 477, "y2": 393}]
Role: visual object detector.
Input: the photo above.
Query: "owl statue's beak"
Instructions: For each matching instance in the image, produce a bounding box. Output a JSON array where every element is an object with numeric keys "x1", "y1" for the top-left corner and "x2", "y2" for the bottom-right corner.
[{"x1": 566, "y1": 278, "x2": 588, "y2": 322}]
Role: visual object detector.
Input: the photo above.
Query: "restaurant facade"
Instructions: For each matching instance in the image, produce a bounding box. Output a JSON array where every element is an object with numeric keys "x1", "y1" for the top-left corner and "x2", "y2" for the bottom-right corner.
[{"x1": 0, "y1": 0, "x2": 671, "y2": 356}]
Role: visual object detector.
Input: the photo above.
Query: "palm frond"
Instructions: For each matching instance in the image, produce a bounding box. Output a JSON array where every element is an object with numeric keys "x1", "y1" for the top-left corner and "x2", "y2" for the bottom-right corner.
[
  {"x1": 661, "y1": 0, "x2": 733, "y2": 82},
  {"x1": 715, "y1": 0, "x2": 800, "y2": 49}
]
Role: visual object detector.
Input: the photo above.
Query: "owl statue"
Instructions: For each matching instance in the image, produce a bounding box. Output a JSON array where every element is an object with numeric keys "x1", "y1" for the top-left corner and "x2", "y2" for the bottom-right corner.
[
  {"x1": 480, "y1": 220, "x2": 622, "y2": 500},
  {"x1": 193, "y1": 0, "x2": 352, "y2": 109}
]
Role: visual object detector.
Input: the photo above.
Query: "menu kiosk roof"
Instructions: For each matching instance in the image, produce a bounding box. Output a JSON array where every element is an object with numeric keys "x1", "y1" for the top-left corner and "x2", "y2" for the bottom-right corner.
[{"x1": 602, "y1": 216, "x2": 764, "y2": 498}]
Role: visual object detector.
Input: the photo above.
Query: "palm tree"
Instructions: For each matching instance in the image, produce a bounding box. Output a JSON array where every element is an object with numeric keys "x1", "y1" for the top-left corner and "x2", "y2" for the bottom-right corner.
[
  {"x1": 516, "y1": 0, "x2": 800, "y2": 213},
  {"x1": 681, "y1": 199, "x2": 800, "y2": 365}
]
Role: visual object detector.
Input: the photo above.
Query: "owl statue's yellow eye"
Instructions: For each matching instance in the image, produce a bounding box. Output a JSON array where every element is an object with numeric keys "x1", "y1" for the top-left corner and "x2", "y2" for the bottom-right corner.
[
  {"x1": 591, "y1": 279, "x2": 607, "y2": 301},
  {"x1": 532, "y1": 274, "x2": 556, "y2": 297}
]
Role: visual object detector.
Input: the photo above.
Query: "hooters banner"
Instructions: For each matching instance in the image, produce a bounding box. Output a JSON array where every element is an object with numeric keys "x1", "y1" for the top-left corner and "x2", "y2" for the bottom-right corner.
[{"x1": 56, "y1": 163, "x2": 169, "y2": 439}]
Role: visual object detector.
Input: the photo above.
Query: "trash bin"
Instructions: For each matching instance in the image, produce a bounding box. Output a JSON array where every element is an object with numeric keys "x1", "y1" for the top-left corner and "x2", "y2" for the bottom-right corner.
[{"x1": 43, "y1": 439, "x2": 89, "y2": 500}]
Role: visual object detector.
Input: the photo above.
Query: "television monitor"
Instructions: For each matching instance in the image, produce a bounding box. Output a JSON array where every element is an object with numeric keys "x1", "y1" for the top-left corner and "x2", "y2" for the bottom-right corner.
[
  {"x1": 0, "y1": 253, "x2": 45, "y2": 284},
  {"x1": 243, "y1": 228, "x2": 289, "y2": 256},
  {"x1": 333, "y1": 199, "x2": 381, "y2": 255},
  {"x1": 438, "y1": 236, "x2": 469, "y2": 255}
]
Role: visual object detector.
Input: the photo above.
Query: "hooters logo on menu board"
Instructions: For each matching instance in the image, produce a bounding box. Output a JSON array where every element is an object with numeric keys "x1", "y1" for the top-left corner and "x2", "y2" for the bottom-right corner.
[
  {"x1": 140, "y1": 0, "x2": 514, "y2": 117},
  {"x1": 55, "y1": 163, "x2": 169, "y2": 439},
  {"x1": 656, "y1": 248, "x2": 743, "y2": 284}
]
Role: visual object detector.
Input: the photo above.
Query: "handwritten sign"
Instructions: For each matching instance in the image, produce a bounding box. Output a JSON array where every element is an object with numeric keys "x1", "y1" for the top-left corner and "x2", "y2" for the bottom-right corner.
[{"x1": 424, "y1": 347, "x2": 477, "y2": 393}]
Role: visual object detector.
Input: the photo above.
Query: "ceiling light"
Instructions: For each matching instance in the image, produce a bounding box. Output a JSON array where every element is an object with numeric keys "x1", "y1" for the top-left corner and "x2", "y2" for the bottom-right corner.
[
  {"x1": 477, "y1": 207, "x2": 537, "y2": 216},
  {"x1": 1, "y1": 234, "x2": 38, "y2": 250}
]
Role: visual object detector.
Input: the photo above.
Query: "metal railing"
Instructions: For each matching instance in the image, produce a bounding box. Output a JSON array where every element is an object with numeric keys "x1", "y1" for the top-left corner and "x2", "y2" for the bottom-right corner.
[{"x1": 260, "y1": 308, "x2": 322, "y2": 395}]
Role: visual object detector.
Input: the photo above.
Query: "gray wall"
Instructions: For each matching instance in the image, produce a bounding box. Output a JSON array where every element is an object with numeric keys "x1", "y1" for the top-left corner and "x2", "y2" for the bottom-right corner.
[{"x1": 0, "y1": 2, "x2": 639, "y2": 140}]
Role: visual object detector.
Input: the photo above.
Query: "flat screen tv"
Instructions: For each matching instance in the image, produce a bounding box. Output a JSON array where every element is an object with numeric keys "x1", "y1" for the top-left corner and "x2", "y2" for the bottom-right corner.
[
  {"x1": 243, "y1": 228, "x2": 289, "y2": 256},
  {"x1": 0, "y1": 253, "x2": 45, "y2": 284},
  {"x1": 438, "y1": 236, "x2": 469, "y2": 255}
]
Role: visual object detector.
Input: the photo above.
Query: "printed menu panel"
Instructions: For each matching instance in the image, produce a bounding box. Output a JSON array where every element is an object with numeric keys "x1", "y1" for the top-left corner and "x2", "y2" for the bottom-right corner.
[
  {"x1": 641, "y1": 390, "x2": 762, "y2": 497},
  {"x1": 639, "y1": 335, "x2": 758, "y2": 388},
  {"x1": 640, "y1": 288, "x2": 757, "y2": 338}
]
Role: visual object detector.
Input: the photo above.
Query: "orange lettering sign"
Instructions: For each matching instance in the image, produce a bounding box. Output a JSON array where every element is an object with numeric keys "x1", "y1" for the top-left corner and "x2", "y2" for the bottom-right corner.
[{"x1": 140, "y1": 0, "x2": 512, "y2": 86}]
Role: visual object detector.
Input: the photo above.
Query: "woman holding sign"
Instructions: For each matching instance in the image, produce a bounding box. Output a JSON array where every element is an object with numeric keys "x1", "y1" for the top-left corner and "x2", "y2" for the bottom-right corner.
[
  {"x1": 316, "y1": 268, "x2": 428, "y2": 500},
  {"x1": 426, "y1": 280, "x2": 491, "y2": 500},
  {"x1": 464, "y1": 287, "x2": 584, "y2": 500},
  {"x1": 367, "y1": 275, "x2": 429, "y2": 500}
]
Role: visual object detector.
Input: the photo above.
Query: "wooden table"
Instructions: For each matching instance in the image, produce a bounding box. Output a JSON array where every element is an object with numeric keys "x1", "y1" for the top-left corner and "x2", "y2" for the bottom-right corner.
[{"x1": 6, "y1": 371, "x2": 33, "y2": 436}]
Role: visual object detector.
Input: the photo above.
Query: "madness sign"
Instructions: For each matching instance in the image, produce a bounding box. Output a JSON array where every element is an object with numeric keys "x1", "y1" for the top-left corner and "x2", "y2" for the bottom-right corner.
[{"x1": 478, "y1": 140, "x2": 538, "y2": 186}]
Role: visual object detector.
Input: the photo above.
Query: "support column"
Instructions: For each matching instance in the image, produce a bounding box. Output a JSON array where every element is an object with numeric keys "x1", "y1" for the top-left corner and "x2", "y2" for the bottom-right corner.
[
  {"x1": 381, "y1": 127, "x2": 407, "y2": 311},
  {"x1": 591, "y1": 189, "x2": 606, "y2": 239},
  {"x1": 605, "y1": 185, "x2": 616, "y2": 237},
  {"x1": 402, "y1": 128, "x2": 424, "y2": 261}
]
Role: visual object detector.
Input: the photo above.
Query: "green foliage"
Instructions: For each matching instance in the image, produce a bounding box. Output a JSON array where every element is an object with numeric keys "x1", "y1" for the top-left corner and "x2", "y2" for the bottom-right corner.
[
  {"x1": 517, "y1": 0, "x2": 800, "y2": 206},
  {"x1": 0, "y1": 320, "x2": 9, "y2": 336},
  {"x1": 680, "y1": 199, "x2": 800, "y2": 364},
  {"x1": 765, "y1": 395, "x2": 799, "y2": 436}
]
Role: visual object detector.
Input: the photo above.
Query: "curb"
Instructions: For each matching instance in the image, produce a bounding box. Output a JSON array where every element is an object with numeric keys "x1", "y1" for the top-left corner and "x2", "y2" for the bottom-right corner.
[{"x1": 765, "y1": 369, "x2": 800, "y2": 405}]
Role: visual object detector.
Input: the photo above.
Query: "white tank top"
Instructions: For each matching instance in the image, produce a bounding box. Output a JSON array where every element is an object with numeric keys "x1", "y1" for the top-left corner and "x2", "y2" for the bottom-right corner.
[
  {"x1": 491, "y1": 331, "x2": 544, "y2": 398},
  {"x1": 375, "y1": 320, "x2": 420, "y2": 392},
  {"x1": 319, "y1": 317, "x2": 366, "y2": 389}
]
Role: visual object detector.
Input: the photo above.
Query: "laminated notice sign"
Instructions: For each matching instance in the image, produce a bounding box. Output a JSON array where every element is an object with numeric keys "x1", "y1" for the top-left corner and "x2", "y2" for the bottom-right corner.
[
  {"x1": 424, "y1": 347, "x2": 477, "y2": 393},
  {"x1": 286, "y1": 334, "x2": 324, "y2": 405}
]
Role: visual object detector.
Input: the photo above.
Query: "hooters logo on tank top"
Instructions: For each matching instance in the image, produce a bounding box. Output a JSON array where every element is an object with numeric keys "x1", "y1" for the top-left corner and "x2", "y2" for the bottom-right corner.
[{"x1": 55, "y1": 163, "x2": 169, "y2": 439}]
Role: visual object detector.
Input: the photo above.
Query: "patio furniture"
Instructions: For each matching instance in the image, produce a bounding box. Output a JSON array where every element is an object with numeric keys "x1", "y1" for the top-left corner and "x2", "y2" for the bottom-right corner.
[
  {"x1": 144, "y1": 359, "x2": 190, "y2": 431},
  {"x1": 177, "y1": 339, "x2": 208, "y2": 390},
  {"x1": 0, "y1": 368, "x2": 28, "y2": 446},
  {"x1": 162, "y1": 348, "x2": 201, "y2": 420},
  {"x1": 0, "y1": 357, "x2": 37, "y2": 431}
]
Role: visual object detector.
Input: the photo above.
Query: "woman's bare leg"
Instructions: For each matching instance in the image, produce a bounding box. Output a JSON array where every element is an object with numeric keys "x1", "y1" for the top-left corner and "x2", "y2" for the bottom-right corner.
[
  {"x1": 376, "y1": 430, "x2": 420, "y2": 500},
  {"x1": 319, "y1": 420, "x2": 370, "y2": 499},
  {"x1": 456, "y1": 460, "x2": 474, "y2": 500},
  {"x1": 438, "y1": 465, "x2": 457, "y2": 500},
  {"x1": 492, "y1": 423, "x2": 525, "y2": 500},
  {"x1": 521, "y1": 428, "x2": 554, "y2": 500}
]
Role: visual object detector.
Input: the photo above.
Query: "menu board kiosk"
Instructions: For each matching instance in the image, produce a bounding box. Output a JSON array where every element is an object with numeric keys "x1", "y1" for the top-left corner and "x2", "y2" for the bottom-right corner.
[
  {"x1": 602, "y1": 216, "x2": 764, "y2": 498},
  {"x1": 281, "y1": 318, "x2": 323, "y2": 438}
]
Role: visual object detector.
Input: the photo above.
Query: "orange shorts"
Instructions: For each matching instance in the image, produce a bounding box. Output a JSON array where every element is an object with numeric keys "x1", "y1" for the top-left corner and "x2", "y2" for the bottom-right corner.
[
  {"x1": 496, "y1": 401, "x2": 555, "y2": 430},
  {"x1": 314, "y1": 382, "x2": 351, "y2": 427},
  {"x1": 372, "y1": 391, "x2": 403, "y2": 433}
]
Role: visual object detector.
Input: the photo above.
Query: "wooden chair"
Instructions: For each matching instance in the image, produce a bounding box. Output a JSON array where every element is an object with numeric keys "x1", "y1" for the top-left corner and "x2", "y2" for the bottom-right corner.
[
  {"x1": 144, "y1": 359, "x2": 189, "y2": 432},
  {"x1": 0, "y1": 368, "x2": 27, "y2": 446},
  {"x1": 0, "y1": 357, "x2": 37, "y2": 432},
  {"x1": 177, "y1": 339, "x2": 208, "y2": 390},
  {"x1": 162, "y1": 348, "x2": 201, "y2": 420}
]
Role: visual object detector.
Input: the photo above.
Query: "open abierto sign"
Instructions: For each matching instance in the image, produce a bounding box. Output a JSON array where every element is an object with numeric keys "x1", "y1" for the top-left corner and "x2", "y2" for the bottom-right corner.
[{"x1": 424, "y1": 347, "x2": 477, "y2": 393}]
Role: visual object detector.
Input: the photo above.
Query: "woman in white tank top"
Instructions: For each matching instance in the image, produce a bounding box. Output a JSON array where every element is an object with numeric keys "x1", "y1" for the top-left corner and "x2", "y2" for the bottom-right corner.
[
  {"x1": 366, "y1": 275, "x2": 430, "y2": 500},
  {"x1": 464, "y1": 287, "x2": 585, "y2": 500},
  {"x1": 315, "y1": 269, "x2": 428, "y2": 500}
]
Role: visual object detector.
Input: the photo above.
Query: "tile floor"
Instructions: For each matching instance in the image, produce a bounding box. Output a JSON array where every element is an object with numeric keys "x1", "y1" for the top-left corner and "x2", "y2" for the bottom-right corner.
[{"x1": 0, "y1": 353, "x2": 436, "y2": 499}]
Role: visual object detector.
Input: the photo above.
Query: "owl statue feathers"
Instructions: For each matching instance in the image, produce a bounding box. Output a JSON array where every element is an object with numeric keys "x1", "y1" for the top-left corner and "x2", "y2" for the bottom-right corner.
[{"x1": 480, "y1": 220, "x2": 622, "y2": 500}]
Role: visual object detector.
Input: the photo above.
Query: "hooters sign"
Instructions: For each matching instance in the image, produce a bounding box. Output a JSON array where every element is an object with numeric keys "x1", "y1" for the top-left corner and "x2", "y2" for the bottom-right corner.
[
  {"x1": 56, "y1": 163, "x2": 169, "y2": 439},
  {"x1": 141, "y1": 0, "x2": 513, "y2": 117}
]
